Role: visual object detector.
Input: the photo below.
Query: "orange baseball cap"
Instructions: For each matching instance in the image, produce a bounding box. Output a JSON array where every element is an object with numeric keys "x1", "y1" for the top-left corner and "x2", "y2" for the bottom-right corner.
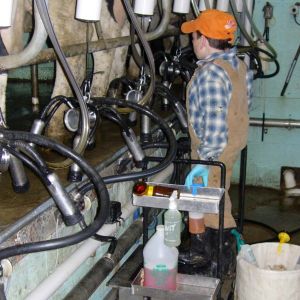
[{"x1": 181, "y1": 9, "x2": 237, "y2": 43}]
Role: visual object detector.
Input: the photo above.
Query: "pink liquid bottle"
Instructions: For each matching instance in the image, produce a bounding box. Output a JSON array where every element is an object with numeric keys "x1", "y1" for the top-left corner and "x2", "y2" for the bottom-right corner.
[{"x1": 143, "y1": 225, "x2": 178, "y2": 290}]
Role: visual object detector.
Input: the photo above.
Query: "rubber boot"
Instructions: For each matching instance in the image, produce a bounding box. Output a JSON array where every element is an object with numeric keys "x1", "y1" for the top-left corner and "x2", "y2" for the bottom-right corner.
[
  {"x1": 206, "y1": 227, "x2": 237, "y2": 278},
  {"x1": 178, "y1": 232, "x2": 211, "y2": 275}
]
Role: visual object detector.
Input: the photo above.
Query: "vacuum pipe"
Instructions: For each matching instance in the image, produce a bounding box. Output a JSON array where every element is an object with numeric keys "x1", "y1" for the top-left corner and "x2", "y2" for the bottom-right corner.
[
  {"x1": 0, "y1": 1, "x2": 48, "y2": 70},
  {"x1": 64, "y1": 220, "x2": 143, "y2": 299},
  {"x1": 250, "y1": 118, "x2": 300, "y2": 129},
  {"x1": 25, "y1": 202, "x2": 137, "y2": 300},
  {"x1": 0, "y1": 28, "x2": 178, "y2": 71}
]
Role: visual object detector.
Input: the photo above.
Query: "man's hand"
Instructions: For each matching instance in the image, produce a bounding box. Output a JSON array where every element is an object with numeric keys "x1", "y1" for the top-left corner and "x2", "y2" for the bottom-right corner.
[{"x1": 185, "y1": 165, "x2": 209, "y2": 188}]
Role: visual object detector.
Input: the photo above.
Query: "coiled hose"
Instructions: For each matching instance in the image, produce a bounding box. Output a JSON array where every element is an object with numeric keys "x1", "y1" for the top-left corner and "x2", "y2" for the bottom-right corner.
[{"x1": 0, "y1": 130, "x2": 109, "y2": 260}]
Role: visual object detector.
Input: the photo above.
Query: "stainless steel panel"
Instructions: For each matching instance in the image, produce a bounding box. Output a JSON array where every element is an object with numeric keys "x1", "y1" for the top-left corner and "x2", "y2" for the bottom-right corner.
[{"x1": 132, "y1": 182, "x2": 224, "y2": 214}]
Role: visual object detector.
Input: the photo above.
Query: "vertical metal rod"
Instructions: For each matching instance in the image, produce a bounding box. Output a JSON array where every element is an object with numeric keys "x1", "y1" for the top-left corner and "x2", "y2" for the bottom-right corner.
[
  {"x1": 142, "y1": 207, "x2": 149, "y2": 246},
  {"x1": 238, "y1": 146, "x2": 247, "y2": 233},
  {"x1": 31, "y1": 64, "x2": 39, "y2": 105}
]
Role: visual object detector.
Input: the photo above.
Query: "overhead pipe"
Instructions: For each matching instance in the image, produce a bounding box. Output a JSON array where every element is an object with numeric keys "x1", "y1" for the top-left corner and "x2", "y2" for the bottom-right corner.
[
  {"x1": 250, "y1": 117, "x2": 300, "y2": 129},
  {"x1": 64, "y1": 220, "x2": 142, "y2": 299},
  {"x1": 0, "y1": 1, "x2": 48, "y2": 70},
  {"x1": 0, "y1": 28, "x2": 178, "y2": 71}
]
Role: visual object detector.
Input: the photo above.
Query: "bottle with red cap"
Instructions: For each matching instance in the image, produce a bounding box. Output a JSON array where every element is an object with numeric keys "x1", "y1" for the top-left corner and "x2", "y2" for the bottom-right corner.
[{"x1": 133, "y1": 181, "x2": 179, "y2": 198}]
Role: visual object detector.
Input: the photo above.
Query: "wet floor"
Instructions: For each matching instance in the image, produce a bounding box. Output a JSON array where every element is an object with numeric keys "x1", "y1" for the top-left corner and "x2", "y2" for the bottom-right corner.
[{"x1": 1, "y1": 82, "x2": 300, "y2": 247}]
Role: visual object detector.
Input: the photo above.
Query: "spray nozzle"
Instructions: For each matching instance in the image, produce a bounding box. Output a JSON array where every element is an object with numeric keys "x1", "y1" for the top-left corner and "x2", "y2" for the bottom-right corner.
[
  {"x1": 168, "y1": 191, "x2": 178, "y2": 209},
  {"x1": 277, "y1": 232, "x2": 290, "y2": 254}
]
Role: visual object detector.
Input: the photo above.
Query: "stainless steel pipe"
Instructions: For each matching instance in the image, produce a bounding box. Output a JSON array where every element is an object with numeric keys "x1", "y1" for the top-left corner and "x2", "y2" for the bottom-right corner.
[
  {"x1": 3, "y1": 28, "x2": 179, "y2": 71},
  {"x1": 250, "y1": 117, "x2": 300, "y2": 129}
]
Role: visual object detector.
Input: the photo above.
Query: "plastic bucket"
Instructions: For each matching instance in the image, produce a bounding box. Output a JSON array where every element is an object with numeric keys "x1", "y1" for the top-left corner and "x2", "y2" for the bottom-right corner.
[{"x1": 235, "y1": 243, "x2": 300, "y2": 300}]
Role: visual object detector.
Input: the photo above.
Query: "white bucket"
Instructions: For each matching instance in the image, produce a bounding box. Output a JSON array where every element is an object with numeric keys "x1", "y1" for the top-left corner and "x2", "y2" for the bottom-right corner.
[{"x1": 235, "y1": 243, "x2": 300, "y2": 300}]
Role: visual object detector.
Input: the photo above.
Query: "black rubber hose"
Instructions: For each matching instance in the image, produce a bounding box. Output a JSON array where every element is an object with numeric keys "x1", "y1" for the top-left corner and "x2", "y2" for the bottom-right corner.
[
  {"x1": 40, "y1": 95, "x2": 71, "y2": 120},
  {"x1": 0, "y1": 130, "x2": 110, "y2": 260},
  {"x1": 8, "y1": 140, "x2": 48, "y2": 171},
  {"x1": 255, "y1": 46, "x2": 280, "y2": 78},
  {"x1": 97, "y1": 107, "x2": 131, "y2": 136},
  {"x1": 238, "y1": 46, "x2": 280, "y2": 79},
  {"x1": 77, "y1": 97, "x2": 177, "y2": 194}
]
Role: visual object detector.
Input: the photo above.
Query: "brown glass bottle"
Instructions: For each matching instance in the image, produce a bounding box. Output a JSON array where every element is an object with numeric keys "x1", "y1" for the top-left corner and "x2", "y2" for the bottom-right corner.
[{"x1": 133, "y1": 182, "x2": 179, "y2": 198}]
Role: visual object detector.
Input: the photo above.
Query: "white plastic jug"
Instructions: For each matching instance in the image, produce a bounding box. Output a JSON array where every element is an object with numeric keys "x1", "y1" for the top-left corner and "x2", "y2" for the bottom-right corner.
[{"x1": 143, "y1": 225, "x2": 179, "y2": 290}]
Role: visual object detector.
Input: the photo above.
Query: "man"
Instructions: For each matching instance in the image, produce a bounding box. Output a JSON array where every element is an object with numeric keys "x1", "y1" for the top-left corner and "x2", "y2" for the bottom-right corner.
[{"x1": 178, "y1": 9, "x2": 253, "y2": 277}]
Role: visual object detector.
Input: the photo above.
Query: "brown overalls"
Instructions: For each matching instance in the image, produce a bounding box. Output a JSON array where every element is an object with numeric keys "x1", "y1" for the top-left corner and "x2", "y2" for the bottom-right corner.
[{"x1": 186, "y1": 58, "x2": 249, "y2": 229}]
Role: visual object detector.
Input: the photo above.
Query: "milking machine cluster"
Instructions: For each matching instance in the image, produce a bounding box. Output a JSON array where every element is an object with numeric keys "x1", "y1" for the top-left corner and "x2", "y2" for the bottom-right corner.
[{"x1": 0, "y1": 0, "x2": 282, "y2": 298}]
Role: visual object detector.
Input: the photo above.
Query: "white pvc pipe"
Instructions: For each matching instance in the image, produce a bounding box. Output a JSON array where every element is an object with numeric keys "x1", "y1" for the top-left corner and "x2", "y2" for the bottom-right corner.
[
  {"x1": 0, "y1": 0, "x2": 14, "y2": 27},
  {"x1": 25, "y1": 202, "x2": 136, "y2": 300},
  {"x1": 173, "y1": 0, "x2": 190, "y2": 14},
  {"x1": 216, "y1": 0, "x2": 229, "y2": 11},
  {"x1": 199, "y1": 0, "x2": 213, "y2": 11},
  {"x1": 75, "y1": 0, "x2": 102, "y2": 21},
  {"x1": 134, "y1": 0, "x2": 156, "y2": 16}
]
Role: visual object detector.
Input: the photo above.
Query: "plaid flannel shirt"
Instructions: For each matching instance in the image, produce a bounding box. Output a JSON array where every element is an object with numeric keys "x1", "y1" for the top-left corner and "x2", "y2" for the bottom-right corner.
[{"x1": 188, "y1": 47, "x2": 253, "y2": 160}]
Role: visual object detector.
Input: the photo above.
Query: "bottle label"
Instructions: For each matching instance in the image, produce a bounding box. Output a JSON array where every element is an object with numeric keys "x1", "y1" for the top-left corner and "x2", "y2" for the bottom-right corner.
[{"x1": 164, "y1": 219, "x2": 181, "y2": 244}]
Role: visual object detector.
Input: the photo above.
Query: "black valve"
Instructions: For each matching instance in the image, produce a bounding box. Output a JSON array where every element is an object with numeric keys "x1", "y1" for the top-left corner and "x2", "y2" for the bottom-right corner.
[{"x1": 106, "y1": 201, "x2": 123, "y2": 225}]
